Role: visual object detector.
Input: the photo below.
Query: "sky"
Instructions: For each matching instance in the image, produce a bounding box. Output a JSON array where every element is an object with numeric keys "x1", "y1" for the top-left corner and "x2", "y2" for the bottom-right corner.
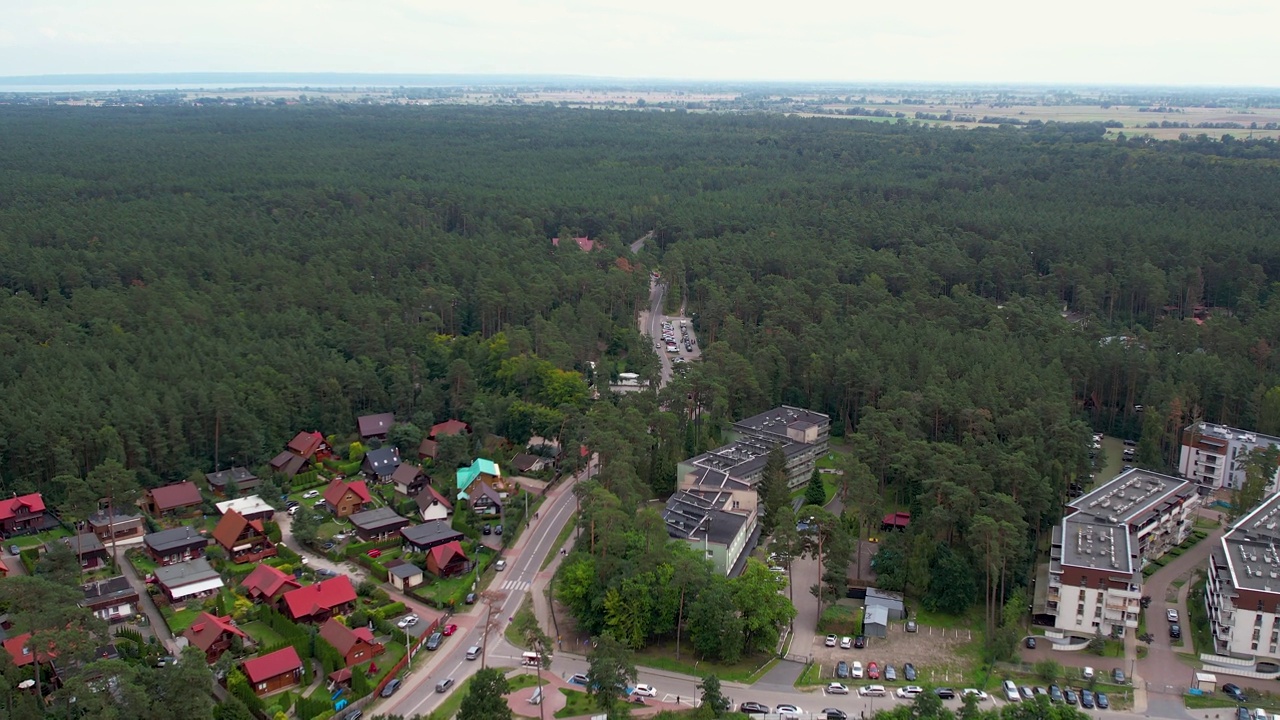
[{"x1": 2, "y1": 0, "x2": 1278, "y2": 86}]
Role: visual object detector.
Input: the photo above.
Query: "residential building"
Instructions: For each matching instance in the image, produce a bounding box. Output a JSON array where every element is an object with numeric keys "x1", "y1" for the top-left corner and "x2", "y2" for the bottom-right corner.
[
  {"x1": 215, "y1": 495, "x2": 275, "y2": 523},
  {"x1": 318, "y1": 619, "x2": 383, "y2": 667},
  {"x1": 1205, "y1": 492, "x2": 1280, "y2": 658},
  {"x1": 267, "y1": 431, "x2": 329, "y2": 479},
  {"x1": 0, "y1": 493, "x2": 54, "y2": 538},
  {"x1": 240, "y1": 564, "x2": 301, "y2": 604},
  {"x1": 86, "y1": 510, "x2": 145, "y2": 544},
  {"x1": 184, "y1": 612, "x2": 249, "y2": 664},
  {"x1": 676, "y1": 405, "x2": 830, "y2": 491},
  {"x1": 468, "y1": 480, "x2": 503, "y2": 516},
  {"x1": 154, "y1": 558, "x2": 224, "y2": 602},
  {"x1": 79, "y1": 576, "x2": 139, "y2": 623},
  {"x1": 457, "y1": 459, "x2": 503, "y2": 497},
  {"x1": 204, "y1": 467, "x2": 261, "y2": 495},
  {"x1": 430, "y1": 419, "x2": 470, "y2": 438},
  {"x1": 143, "y1": 481, "x2": 205, "y2": 517},
  {"x1": 144, "y1": 526, "x2": 208, "y2": 566},
  {"x1": 1178, "y1": 422, "x2": 1280, "y2": 492},
  {"x1": 0, "y1": 557, "x2": 8, "y2": 577},
  {"x1": 663, "y1": 487, "x2": 757, "y2": 576},
  {"x1": 348, "y1": 507, "x2": 411, "y2": 542},
  {"x1": 362, "y1": 446, "x2": 401, "y2": 480},
  {"x1": 400, "y1": 521, "x2": 464, "y2": 554},
  {"x1": 385, "y1": 559, "x2": 424, "y2": 591},
  {"x1": 357, "y1": 412, "x2": 395, "y2": 441},
  {"x1": 57, "y1": 533, "x2": 109, "y2": 569},
  {"x1": 282, "y1": 576, "x2": 357, "y2": 624},
  {"x1": 212, "y1": 509, "x2": 276, "y2": 564},
  {"x1": 1038, "y1": 469, "x2": 1199, "y2": 637},
  {"x1": 241, "y1": 646, "x2": 303, "y2": 696},
  {"x1": 1, "y1": 632, "x2": 54, "y2": 670},
  {"x1": 881, "y1": 512, "x2": 912, "y2": 533},
  {"x1": 425, "y1": 540, "x2": 468, "y2": 578},
  {"x1": 414, "y1": 486, "x2": 452, "y2": 522},
  {"x1": 551, "y1": 235, "x2": 597, "y2": 252},
  {"x1": 323, "y1": 478, "x2": 372, "y2": 519},
  {"x1": 389, "y1": 463, "x2": 428, "y2": 497},
  {"x1": 511, "y1": 453, "x2": 551, "y2": 474},
  {"x1": 417, "y1": 438, "x2": 439, "y2": 461}
]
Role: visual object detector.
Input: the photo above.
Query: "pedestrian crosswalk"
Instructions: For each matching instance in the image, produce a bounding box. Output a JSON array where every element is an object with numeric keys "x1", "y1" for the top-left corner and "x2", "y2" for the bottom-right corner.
[{"x1": 501, "y1": 579, "x2": 531, "y2": 592}]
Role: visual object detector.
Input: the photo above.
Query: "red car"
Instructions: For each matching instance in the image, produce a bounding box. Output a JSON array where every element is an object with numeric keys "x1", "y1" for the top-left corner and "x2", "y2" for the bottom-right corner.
[
  {"x1": 867, "y1": 662, "x2": 880, "y2": 680},
  {"x1": 442, "y1": 623, "x2": 458, "y2": 636},
  {"x1": 367, "y1": 549, "x2": 382, "y2": 559}
]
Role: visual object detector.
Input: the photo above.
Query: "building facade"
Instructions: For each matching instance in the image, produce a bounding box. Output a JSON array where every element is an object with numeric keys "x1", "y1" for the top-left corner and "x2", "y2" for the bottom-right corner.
[
  {"x1": 1179, "y1": 422, "x2": 1280, "y2": 493},
  {"x1": 1206, "y1": 493, "x2": 1280, "y2": 659}
]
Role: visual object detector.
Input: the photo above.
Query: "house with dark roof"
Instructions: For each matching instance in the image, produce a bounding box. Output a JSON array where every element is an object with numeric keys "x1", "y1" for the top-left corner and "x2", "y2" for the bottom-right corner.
[
  {"x1": 468, "y1": 480, "x2": 504, "y2": 516},
  {"x1": 155, "y1": 558, "x2": 224, "y2": 602},
  {"x1": 144, "y1": 526, "x2": 208, "y2": 566},
  {"x1": 282, "y1": 576, "x2": 357, "y2": 624},
  {"x1": 511, "y1": 453, "x2": 550, "y2": 474},
  {"x1": 143, "y1": 481, "x2": 205, "y2": 517},
  {"x1": 241, "y1": 646, "x2": 303, "y2": 695},
  {"x1": 390, "y1": 463, "x2": 428, "y2": 497},
  {"x1": 0, "y1": 493, "x2": 54, "y2": 538},
  {"x1": 323, "y1": 478, "x2": 372, "y2": 519},
  {"x1": 357, "y1": 412, "x2": 395, "y2": 441},
  {"x1": 56, "y1": 533, "x2": 109, "y2": 569},
  {"x1": 183, "y1": 612, "x2": 249, "y2": 663},
  {"x1": 240, "y1": 564, "x2": 301, "y2": 604},
  {"x1": 400, "y1": 521, "x2": 464, "y2": 554},
  {"x1": 425, "y1": 540, "x2": 468, "y2": 578},
  {"x1": 79, "y1": 576, "x2": 139, "y2": 624},
  {"x1": 204, "y1": 467, "x2": 261, "y2": 496},
  {"x1": 348, "y1": 507, "x2": 411, "y2": 542},
  {"x1": 415, "y1": 486, "x2": 452, "y2": 523},
  {"x1": 361, "y1": 446, "x2": 401, "y2": 480},
  {"x1": 212, "y1": 509, "x2": 276, "y2": 564},
  {"x1": 384, "y1": 559, "x2": 425, "y2": 591},
  {"x1": 318, "y1": 618, "x2": 383, "y2": 667},
  {"x1": 267, "y1": 451, "x2": 308, "y2": 478},
  {"x1": 86, "y1": 509, "x2": 145, "y2": 544},
  {"x1": 267, "y1": 431, "x2": 330, "y2": 479}
]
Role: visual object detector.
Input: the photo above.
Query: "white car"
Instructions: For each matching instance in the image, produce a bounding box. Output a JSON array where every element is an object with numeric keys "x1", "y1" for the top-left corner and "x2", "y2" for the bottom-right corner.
[
  {"x1": 632, "y1": 684, "x2": 657, "y2": 698},
  {"x1": 303, "y1": 490, "x2": 320, "y2": 499},
  {"x1": 396, "y1": 615, "x2": 419, "y2": 629},
  {"x1": 824, "y1": 634, "x2": 838, "y2": 647},
  {"x1": 962, "y1": 689, "x2": 989, "y2": 701},
  {"x1": 859, "y1": 685, "x2": 887, "y2": 697},
  {"x1": 840, "y1": 636, "x2": 852, "y2": 649},
  {"x1": 775, "y1": 705, "x2": 801, "y2": 720},
  {"x1": 850, "y1": 661, "x2": 863, "y2": 679},
  {"x1": 1166, "y1": 609, "x2": 1179, "y2": 622},
  {"x1": 897, "y1": 686, "x2": 925, "y2": 699},
  {"x1": 827, "y1": 683, "x2": 849, "y2": 695}
]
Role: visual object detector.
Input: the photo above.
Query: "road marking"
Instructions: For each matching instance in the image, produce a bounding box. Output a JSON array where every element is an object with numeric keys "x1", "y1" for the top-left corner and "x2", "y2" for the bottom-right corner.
[{"x1": 502, "y1": 580, "x2": 531, "y2": 591}]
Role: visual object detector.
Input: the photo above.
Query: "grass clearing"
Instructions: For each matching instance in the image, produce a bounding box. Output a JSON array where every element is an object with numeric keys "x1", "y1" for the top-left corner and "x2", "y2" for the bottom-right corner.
[
  {"x1": 240, "y1": 620, "x2": 287, "y2": 648},
  {"x1": 506, "y1": 672, "x2": 549, "y2": 691},
  {"x1": 542, "y1": 511, "x2": 578, "y2": 570},
  {"x1": 554, "y1": 688, "x2": 599, "y2": 718},
  {"x1": 796, "y1": 662, "x2": 823, "y2": 687},
  {"x1": 505, "y1": 597, "x2": 533, "y2": 649},
  {"x1": 913, "y1": 606, "x2": 982, "y2": 631},
  {"x1": 161, "y1": 606, "x2": 201, "y2": 634},
  {"x1": 631, "y1": 641, "x2": 776, "y2": 684}
]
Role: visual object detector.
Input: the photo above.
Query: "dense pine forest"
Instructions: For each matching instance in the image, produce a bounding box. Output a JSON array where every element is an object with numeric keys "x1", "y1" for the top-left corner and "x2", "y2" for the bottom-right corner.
[{"x1": 4, "y1": 105, "x2": 1280, "y2": 633}]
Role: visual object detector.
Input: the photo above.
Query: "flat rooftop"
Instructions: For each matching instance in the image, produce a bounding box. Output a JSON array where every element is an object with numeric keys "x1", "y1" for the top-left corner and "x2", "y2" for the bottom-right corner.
[
  {"x1": 1069, "y1": 468, "x2": 1194, "y2": 526},
  {"x1": 1187, "y1": 422, "x2": 1280, "y2": 450},
  {"x1": 686, "y1": 435, "x2": 810, "y2": 481},
  {"x1": 1059, "y1": 514, "x2": 1133, "y2": 574},
  {"x1": 663, "y1": 490, "x2": 748, "y2": 546},
  {"x1": 733, "y1": 405, "x2": 830, "y2": 435},
  {"x1": 1221, "y1": 492, "x2": 1280, "y2": 594}
]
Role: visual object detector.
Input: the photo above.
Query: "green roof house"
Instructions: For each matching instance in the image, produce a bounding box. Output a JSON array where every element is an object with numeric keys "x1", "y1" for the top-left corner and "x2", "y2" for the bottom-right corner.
[{"x1": 456, "y1": 459, "x2": 502, "y2": 500}]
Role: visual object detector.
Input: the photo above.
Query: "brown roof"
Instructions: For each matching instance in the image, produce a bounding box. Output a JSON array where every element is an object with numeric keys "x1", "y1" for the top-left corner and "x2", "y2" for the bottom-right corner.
[
  {"x1": 211, "y1": 509, "x2": 265, "y2": 550},
  {"x1": 429, "y1": 419, "x2": 470, "y2": 438},
  {"x1": 286, "y1": 431, "x2": 324, "y2": 458},
  {"x1": 512, "y1": 453, "x2": 543, "y2": 472},
  {"x1": 184, "y1": 612, "x2": 248, "y2": 652},
  {"x1": 148, "y1": 482, "x2": 203, "y2": 511},
  {"x1": 323, "y1": 478, "x2": 371, "y2": 508},
  {"x1": 389, "y1": 463, "x2": 425, "y2": 488},
  {"x1": 415, "y1": 485, "x2": 452, "y2": 513},
  {"x1": 318, "y1": 618, "x2": 377, "y2": 657},
  {"x1": 357, "y1": 413, "x2": 395, "y2": 438}
]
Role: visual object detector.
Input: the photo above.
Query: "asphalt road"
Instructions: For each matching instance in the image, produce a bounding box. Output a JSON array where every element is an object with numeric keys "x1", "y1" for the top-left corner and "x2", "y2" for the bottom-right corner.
[{"x1": 641, "y1": 279, "x2": 700, "y2": 389}]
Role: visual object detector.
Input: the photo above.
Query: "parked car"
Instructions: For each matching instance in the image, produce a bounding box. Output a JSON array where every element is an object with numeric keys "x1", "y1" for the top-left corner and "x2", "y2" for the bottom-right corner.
[
  {"x1": 897, "y1": 686, "x2": 924, "y2": 699},
  {"x1": 465, "y1": 592, "x2": 477, "y2": 604},
  {"x1": 850, "y1": 661, "x2": 863, "y2": 679},
  {"x1": 828, "y1": 682, "x2": 849, "y2": 695},
  {"x1": 1082, "y1": 666, "x2": 1095, "y2": 680},
  {"x1": 867, "y1": 662, "x2": 879, "y2": 679},
  {"x1": 343, "y1": 710, "x2": 362, "y2": 720},
  {"x1": 1063, "y1": 688, "x2": 1078, "y2": 706},
  {"x1": 1112, "y1": 668, "x2": 1126, "y2": 684},
  {"x1": 1223, "y1": 683, "x2": 1246, "y2": 702},
  {"x1": 482, "y1": 524, "x2": 492, "y2": 535},
  {"x1": 569, "y1": 674, "x2": 589, "y2": 686},
  {"x1": 906, "y1": 620, "x2": 918, "y2": 632},
  {"x1": 285, "y1": 501, "x2": 299, "y2": 509},
  {"x1": 835, "y1": 661, "x2": 850, "y2": 679},
  {"x1": 396, "y1": 614, "x2": 418, "y2": 628},
  {"x1": 495, "y1": 524, "x2": 503, "y2": 536},
  {"x1": 1170, "y1": 623, "x2": 1182, "y2": 639},
  {"x1": 316, "y1": 568, "x2": 337, "y2": 578},
  {"x1": 840, "y1": 636, "x2": 852, "y2": 649},
  {"x1": 825, "y1": 634, "x2": 838, "y2": 647},
  {"x1": 434, "y1": 678, "x2": 454, "y2": 693},
  {"x1": 1167, "y1": 608, "x2": 1180, "y2": 622},
  {"x1": 8, "y1": 545, "x2": 19, "y2": 556},
  {"x1": 823, "y1": 709, "x2": 849, "y2": 720},
  {"x1": 738, "y1": 701, "x2": 769, "y2": 714},
  {"x1": 963, "y1": 689, "x2": 989, "y2": 701},
  {"x1": 1049, "y1": 685, "x2": 1063, "y2": 703},
  {"x1": 425, "y1": 632, "x2": 443, "y2": 651},
  {"x1": 775, "y1": 705, "x2": 802, "y2": 720},
  {"x1": 441, "y1": 623, "x2": 457, "y2": 636},
  {"x1": 495, "y1": 559, "x2": 506, "y2": 571},
  {"x1": 885, "y1": 665, "x2": 897, "y2": 681},
  {"x1": 1081, "y1": 689, "x2": 1095, "y2": 709},
  {"x1": 1020, "y1": 686, "x2": 1034, "y2": 700},
  {"x1": 303, "y1": 490, "x2": 320, "y2": 499},
  {"x1": 854, "y1": 635, "x2": 866, "y2": 649},
  {"x1": 322, "y1": 542, "x2": 335, "y2": 550},
  {"x1": 934, "y1": 688, "x2": 956, "y2": 700},
  {"x1": 633, "y1": 684, "x2": 657, "y2": 697},
  {"x1": 1096, "y1": 692, "x2": 1109, "y2": 709},
  {"x1": 380, "y1": 678, "x2": 402, "y2": 697},
  {"x1": 1236, "y1": 707, "x2": 1252, "y2": 720},
  {"x1": 903, "y1": 663, "x2": 917, "y2": 681},
  {"x1": 1025, "y1": 636, "x2": 1037, "y2": 649},
  {"x1": 858, "y1": 685, "x2": 886, "y2": 697}
]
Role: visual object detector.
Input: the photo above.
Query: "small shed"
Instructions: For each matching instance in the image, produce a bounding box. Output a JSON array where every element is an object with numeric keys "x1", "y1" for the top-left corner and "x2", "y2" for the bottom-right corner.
[
  {"x1": 864, "y1": 604, "x2": 889, "y2": 638},
  {"x1": 866, "y1": 588, "x2": 906, "y2": 621},
  {"x1": 1192, "y1": 672, "x2": 1217, "y2": 692}
]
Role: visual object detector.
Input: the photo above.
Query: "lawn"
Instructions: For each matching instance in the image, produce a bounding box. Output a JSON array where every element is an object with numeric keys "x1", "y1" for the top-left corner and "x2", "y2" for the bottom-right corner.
[
  {"x1": 161, "y1": 606, "x2": 202, "y2": 634},
  {"x1": 913, "y1": 606, "x2": 983, "y2": 631},
  {"x1": 240, "y1": 620, "x2": 287, "y2": 648},
  {"x1": 11, "y1": 527, "x2": 71, "y2": 548},
  {"x1": 796, "y1": 662, "x2": 823, "y2": 687},
  {"x1": 505, "y1": 597, "x2": 534, "y2": 648},
  {"x1": 370, "y1": 641, "x2": 406, "y2": 682},
  {"x1": 554, "y1": 688, "x2": 599, "y2": 719},
  {"x1": 542, "y1": 511, "x2": 578, "y2": 571},
  {"x1": 506, "y1": 672, "x2": 549, "y2": 691},
  {"x1": 631, "y1": 641, "x2": 777, "y2": 684},
  {"x1": 127, "y1": 550, "x2": 159, "y2": 576}
]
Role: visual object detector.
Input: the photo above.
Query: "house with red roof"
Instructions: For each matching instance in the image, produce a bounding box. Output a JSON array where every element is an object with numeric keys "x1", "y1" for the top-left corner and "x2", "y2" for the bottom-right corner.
[
  {"x1": 282, "y1": 576, "x2": 357, "y2": 624},
  {"x1": 1, "y1": 632, "x2": 55, "y2": 669},
  {"x1": 143, "y1": 482, "x2": 204, "y2": 517},
  {"x1": 356, "y1": 412, "x2": 395, "y2": 441},
  {"x1": 183, "y1": 612, "x2": 249, "y2": 663},
  {"x1": 318, "y1": 618, "x2": 383, "y2": 668},
  {"x1": 0, "y1": 557, "x2": 8, "y2": 577},
  {"x1": 240, "y1": 564, "x2": 301, "y2": 604},
  {"x1": 241, "y1": 646, "x2": 303, "y2": 696},
  {"x1": 0, "y1": 493, "x2": 54, "y2": 538},
  {"x1": 880, "y1": 511, "x2": 911, "y2": 532},
  {"x1": 212, "y1": 509, "x2": 276, "y2": 564},
  {"x1": 420, "y1": 419, "x2": 471, "y2": 460},
  {"x1": 425, "y1": 540, "x2": 469, "y2": 578},
  {"x1": 323, "y1": 478, "x2": 371, "y2": 519},
  {"x1": 267, "y1": 431, "x2": 331, "y2": 479},
  {"x1": 551, "y1": 236, "x2": 597, "y2": 252}
]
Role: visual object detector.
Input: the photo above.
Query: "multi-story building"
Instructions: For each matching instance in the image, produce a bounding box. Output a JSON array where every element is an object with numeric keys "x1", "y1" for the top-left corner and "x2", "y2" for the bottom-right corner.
[
  {"x1": 676, "y1": 406, "x2": 830, "y2": 491},
  {"x1": 663, "y1": 487, "x2": 758, "y2": 576},
  {"x1": 1041, "y1": 469, "x2": 1199, "y2": 637},
  {"x1": 1178, "y1": 422, "x2": 1280, "y2": 492},
  {"x1": 1206, "y1": 493, "x2": 1280, "y2": 658}
]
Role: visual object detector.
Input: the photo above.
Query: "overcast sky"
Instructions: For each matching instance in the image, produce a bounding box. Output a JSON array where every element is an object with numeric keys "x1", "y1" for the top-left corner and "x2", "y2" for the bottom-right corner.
[{"x1": 2, "y1": 0, "x2": 1277, "y2": 86}]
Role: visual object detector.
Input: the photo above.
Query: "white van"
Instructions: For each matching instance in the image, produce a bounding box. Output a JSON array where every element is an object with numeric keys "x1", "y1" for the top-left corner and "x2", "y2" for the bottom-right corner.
[
  {"x1": 1003, "y1": 680, "x2": 1020, "y2": 702},
  {"x1": 465, "y1": 645, "x2": 481, "y2": 660},
  {"x1": 1255, "y1": 709, "x2": 1268, "y2": 720},
  {"x1": 859, "y1": 685, "x2": 887, "y2": 697},
  {"x1": 522, "y1": 651, "x2": 543, "y2": 666}
]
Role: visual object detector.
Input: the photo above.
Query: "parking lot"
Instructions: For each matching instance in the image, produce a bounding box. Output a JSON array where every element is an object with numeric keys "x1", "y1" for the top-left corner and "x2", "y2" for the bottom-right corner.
[{"x1": 812, "y1": 622, "x2": 975, "y2": 686}]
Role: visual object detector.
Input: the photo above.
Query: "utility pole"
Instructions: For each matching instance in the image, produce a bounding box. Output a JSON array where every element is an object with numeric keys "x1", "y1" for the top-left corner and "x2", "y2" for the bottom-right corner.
[{"x1": 479, "y1": 589, "x2": 506, "y2": 669}]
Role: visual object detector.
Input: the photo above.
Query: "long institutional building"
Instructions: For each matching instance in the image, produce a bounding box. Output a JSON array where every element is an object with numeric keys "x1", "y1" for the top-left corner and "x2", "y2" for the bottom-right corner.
[
  {"x1": 1038, "y1": 468, "x2": 1200, "y2": 637},
  {"x1": 662, "y1": 405, "x2": 830, "y2": 576}
]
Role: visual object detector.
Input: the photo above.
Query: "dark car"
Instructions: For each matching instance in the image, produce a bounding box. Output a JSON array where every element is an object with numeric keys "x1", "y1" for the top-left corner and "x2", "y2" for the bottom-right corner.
[
  {"x1": 1223, "y1": 684, "x2": 1246, "y2": 702},
  {"x1": 495, "y1": 524, "x2": 503, "y2": 536},
  {"x1": 836, "y1": 661, "x2": 850, "y2": 679},
  {"x1": 1170, "y1": 623, "x2": 1182, "y2": 639},
  {"x1": 1025, "y1": 636, "x2": 1037, "y2": 649},
  {"x1": 1237, "y1": 707, "x2": 1251, "y2": 720},
  {"x1": 1112, "y1": 668, "x2": 1126, "y2": 684},
  {"x1": 316, "y1": 568, "x2": 337, "y2": 578},
  {"x1": 1063, "y1": 688, "x2": 1077, "y2": 706},
  {"x1": 1081, "y1": 689, "x2": 1095, "y2": 709},
  {"x1": 1049, "y1": 685, "x2": 1063, "y2": 703},
  {"x1": 482, "y1": 524, "x2": 492, "y2": 535},
  {"x1": 739, "y1": 701, "x2": 769, "y2": 715},
  {"x1": 935, "y1": 688, "x2": 956, "y2": 699},
  {"x1": 342, "y1": 710, "x2": 362, "y2": 720},
  {"x1": 425, "y1": 632, "x2": 443, "y2": 651},
  {"x1": 1096, "y1": 692, "x2": 1109, "y2": 709},
  {"x1": 824, "y1": 709, "x2": 849, "y2": 720},
  {"x1": 380, "y1": 678, "x2": 401, "y2": 697},
  {"x1": 903, "y1": 663, "x2": 917, "y2": 681},
  {"x1": 854, "y1": 635, "x2": 866, "y2": 649}
]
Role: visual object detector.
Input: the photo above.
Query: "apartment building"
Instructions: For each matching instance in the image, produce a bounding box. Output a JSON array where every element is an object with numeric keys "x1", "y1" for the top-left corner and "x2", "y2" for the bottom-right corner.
[
  {"x1": 1178, "y1": 422, "x2": 1280, "y2": 492},
  {"x1": 1206, "y1": 493, "x2": 1280, "y2": 658},
  {"x1": 663, "y1": 488, "x2": 757, "y2": 576},
  {"x1": 676, "y1": 406, "x2": 830, "y2": 491},
  {"x1": 1040, "y1": 469, "x2": 1199, "y2": 637}
]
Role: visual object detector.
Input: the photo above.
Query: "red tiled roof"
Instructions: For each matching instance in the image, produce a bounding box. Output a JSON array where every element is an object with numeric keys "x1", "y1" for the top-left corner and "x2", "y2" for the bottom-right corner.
[
  {"x1": 241, "y1": 646, "x2": 302, "y2": 684},
  {"x1": 882, "y1": 511, "x2": 911, "y2": 528},
  {"x1": 429, "y1": 419, "x2": 470, "y2": 438},
  {"x1": 323, "y1": 478, "x2": 371, "y2": 508},
  {"x1": 429, "y1": 540, "x2": 467, "y2": 567},
  {"x1": 212, "y1": 509, "x2": 266, "y2": 551},
  {"x1": 184, "y1": 612, "x2": 248, "y2": 652},
  {"x1": 148, "y1": 482, "x2": 202, "y2": 511},
  {"x1": 1, "y1": 633, "x2": 54, "y2": 667},
  {"x1": 318, "y1": 618, "x2": 377, "y2": 657},
  {"x1": 282, "y1": 576, "x2": 357, "y2": 620},
  {"x1": 551, "y1": 236, "x2": 595, "y2": 252},
  {"x1": 287, "y1": 431, "x2": 324, "y2": 458},
  {"x1": 0, "y1": 493, "x2": 46, "y2": 521},
  {"x1": 240, "y1": 564, "x2": 301, "y2": 599}
]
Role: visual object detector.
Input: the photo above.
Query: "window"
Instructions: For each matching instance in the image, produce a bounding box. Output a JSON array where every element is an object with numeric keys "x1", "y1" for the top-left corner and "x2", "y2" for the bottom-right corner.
[
  {"x1": 1257, "y1": 615, "x2": 1264, "y2": 627},
  {"x1": 257, "y1": 683, "x2": 266, "y2": 690}
]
